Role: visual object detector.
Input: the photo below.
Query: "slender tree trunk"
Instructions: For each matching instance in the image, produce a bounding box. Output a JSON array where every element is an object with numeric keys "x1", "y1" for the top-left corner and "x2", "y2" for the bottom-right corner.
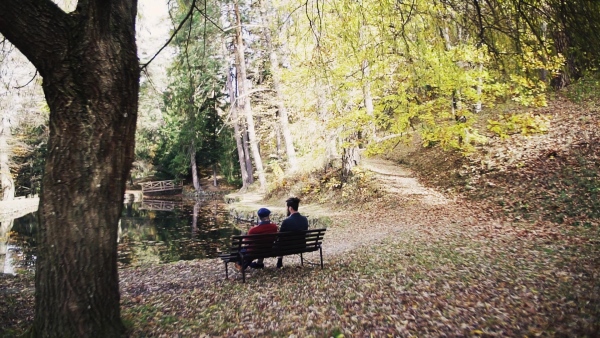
[
  {"x1": 212, "y1": 163, "x2": 218, "y2": 187},
  {"x1": 362, "y1": 60, "x2": 374, "y2": 117},
  {"x1": 226, "y1": 68, "x2": 250, "y2": 190},
  {"x1": 234, "y1": 64, "x2": 254, "y2": 185},
  {"x1": 192, "y1": 201, "x2": 200, "y2": 238},
  {"x1": 540, "y1": 21, "x2": 548, "y2": 82},
  {"x1": 260, "y1": 0, "x2": 297, "y2": 172},
  {"x1": 191, "y1": 140, "x2": 202, "y2": 192},
  {"x1": 242, "y1": 127, "x2": 254, "y2": 183},
  {"x1": 361, "y1": 58, "x2": 376, "y2": 147},
  {"x1": 0, "y1": 1, "x2": 139, "y2": 336},
  {"x1": 233, "y1": 0, "x2": 266, "y2": 190},
  {"x1": 0, "y1": 116, "x2": 15, "y2": 201},
  {"x1": 342, "y1": 141, "x2": 360, "y2": 181},
  {"x1": 474, "y1": 58, "x2": 483, "y2": 114},
  {"x1": 0, "y1": 219, "x2": 14, "y2": 273}
]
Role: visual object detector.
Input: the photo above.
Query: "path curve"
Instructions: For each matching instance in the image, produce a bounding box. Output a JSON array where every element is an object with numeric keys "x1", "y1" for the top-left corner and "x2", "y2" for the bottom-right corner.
[{"x1": 226, "y1": 157, "x2": 459, "y2": 258}]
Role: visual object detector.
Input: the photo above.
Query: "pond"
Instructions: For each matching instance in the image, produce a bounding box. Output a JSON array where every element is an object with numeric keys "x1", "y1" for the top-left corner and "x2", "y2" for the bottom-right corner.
[{"x1": 1, "y1": 197, "x2": 249, "y2": 275}]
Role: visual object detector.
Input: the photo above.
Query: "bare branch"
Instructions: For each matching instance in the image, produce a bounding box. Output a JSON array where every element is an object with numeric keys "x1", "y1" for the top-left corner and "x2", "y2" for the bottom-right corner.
[
  {"x1": 140, "y1": 0, "x2": 197, "y2": 72},
  {"x1": 13, "y1": 69, "x2": 38, "y2": 89}
]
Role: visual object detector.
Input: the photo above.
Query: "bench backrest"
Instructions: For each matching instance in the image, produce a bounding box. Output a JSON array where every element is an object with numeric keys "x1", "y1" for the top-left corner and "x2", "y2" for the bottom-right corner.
[{"x1": 228, "y1": 228, "x2": 326, "y2": 258}]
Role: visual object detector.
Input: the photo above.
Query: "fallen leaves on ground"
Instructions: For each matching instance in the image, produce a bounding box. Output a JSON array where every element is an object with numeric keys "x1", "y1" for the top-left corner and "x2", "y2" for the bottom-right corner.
[
  {"x1": 5, "y1": 196, "x2": 598, "y2": 337},
  {"x1": 2, "y1": 97, "x2": 599, "y2": 337}
]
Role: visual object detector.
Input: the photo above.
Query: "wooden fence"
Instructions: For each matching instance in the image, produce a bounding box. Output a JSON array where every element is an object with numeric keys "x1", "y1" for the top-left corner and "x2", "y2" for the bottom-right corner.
[
  {"x1": 139, "y1": 200, "x2": 183, "y2": 211},
  {"x1": 140, "y1": 180, "x2": 183, "y2": 193}
]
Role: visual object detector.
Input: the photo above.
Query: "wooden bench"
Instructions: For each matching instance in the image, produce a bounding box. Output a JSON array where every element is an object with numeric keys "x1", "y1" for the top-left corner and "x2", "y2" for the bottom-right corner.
[{"x1": 219, "y1": 228, "x2": 327, "y2": 282}]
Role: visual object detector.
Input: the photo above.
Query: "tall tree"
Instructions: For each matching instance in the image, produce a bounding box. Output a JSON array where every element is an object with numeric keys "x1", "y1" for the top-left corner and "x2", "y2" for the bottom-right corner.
[
  {"x1": 226, "y1": 67, "x2": 251, "y2": 189},
  {"x1": 233, "y1": 0, "x2": 267, "y2": 190},
  {"x1": 259, "y1": 0, "x2": 298, "y2": 172},
  {"x1": 155, "y1": 0, "x2": 231, "y2": 188},
  {"x1": 0, "y1": 0, "x2": 139, "y2": 336}
]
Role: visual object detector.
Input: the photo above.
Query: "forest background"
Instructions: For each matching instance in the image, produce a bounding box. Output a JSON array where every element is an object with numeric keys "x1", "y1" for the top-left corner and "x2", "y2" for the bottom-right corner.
[
  {"x1": 0, "y1": 0, "x2": 599, "y2": 336},
  {"x1": 2, "y1": 0, "x2": 599, "y2": 208}
]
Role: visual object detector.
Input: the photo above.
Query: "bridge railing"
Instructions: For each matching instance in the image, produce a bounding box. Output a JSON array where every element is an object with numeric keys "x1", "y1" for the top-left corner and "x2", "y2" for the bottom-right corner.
[
  {"x1": 139, "y1": 200, "x2": 183, "y2": 211},
  {"x1": 140, "y1": 180, "x2": 183, "y2": 193}
]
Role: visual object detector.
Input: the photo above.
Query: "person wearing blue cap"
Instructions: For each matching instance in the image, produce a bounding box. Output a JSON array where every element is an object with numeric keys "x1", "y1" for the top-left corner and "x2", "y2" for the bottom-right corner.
[{"x1": 235, "y1": 207, "x2": 278, "y2": 270}]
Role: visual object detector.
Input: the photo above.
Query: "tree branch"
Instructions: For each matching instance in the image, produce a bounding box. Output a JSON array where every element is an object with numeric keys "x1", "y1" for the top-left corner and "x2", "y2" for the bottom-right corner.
[
  {"x1": 0, "y1": 0, "x2": 69, "y2": 76},
  {"x1": 140, "y1": 0, "x2": 197, "y2": 71},
  {"x1": 13, "y1": 70, "x2": 38, "y2": 89}
]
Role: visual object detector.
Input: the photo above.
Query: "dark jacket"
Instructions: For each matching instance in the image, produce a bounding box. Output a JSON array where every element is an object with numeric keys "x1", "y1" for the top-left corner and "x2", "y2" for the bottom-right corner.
[{"x1": 279, "y1": 212, "x2": 309, "y2": 232}]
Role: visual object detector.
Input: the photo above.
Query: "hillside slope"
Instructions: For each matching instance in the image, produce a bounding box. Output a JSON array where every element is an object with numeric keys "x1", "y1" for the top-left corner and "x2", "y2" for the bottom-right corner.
[{"x1": 384, "y1": 97, "x2": 600, "y2": 227}]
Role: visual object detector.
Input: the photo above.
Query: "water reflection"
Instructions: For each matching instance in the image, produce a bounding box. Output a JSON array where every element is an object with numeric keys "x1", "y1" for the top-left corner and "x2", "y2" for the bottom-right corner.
[
  {"x1": 1, "y1": 198, "x2": 242, "y2": 274},
  {"x1": 118, "y1": 200, "x2": 241, "y2": 266},
  {"x1": 0, "y1": 212, "x2": 38, "y2": 275}
]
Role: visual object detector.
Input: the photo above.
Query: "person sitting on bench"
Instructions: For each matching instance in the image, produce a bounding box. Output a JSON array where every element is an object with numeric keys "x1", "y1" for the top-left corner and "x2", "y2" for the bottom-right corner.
[
  {"x1": 276, "y1": 197, "x2": 309, "y2": 268},
  {"x1": 235, "y1": 207, "x2": 278, "y2": 271}
]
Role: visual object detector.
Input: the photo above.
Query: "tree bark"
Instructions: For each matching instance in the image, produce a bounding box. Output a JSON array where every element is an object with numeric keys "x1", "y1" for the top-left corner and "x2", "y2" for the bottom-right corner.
[
  {"x1": 342, "y1": 142, "x2": 360, "y2": 181},
  {"x1": 226, "y1": 68, "x2": 250, "y2": 190},
  {"x1": 233, "y1": 0, "x2": 266, "y2": 190},
  {"x1": 0, "y1": 1, "x2": 139, "y2": 336},
  {"x1": 191, "y1": 140, "x2": 202, "y2": 192},
  {"x1": 212, "y1": 163, "x2": 218, "y2": 187},
  {"x1": 0, "y1": 219, "x2": 15, "y2": 273}
]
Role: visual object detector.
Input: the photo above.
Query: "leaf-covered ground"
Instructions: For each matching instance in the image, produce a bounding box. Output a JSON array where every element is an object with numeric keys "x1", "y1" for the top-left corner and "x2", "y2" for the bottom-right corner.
[
  {"x1": 2, "y1": 97, "x2": 599, "y2": 337},
  {"x1": 2, "y1": 183, "x2": 599, "y2": 337},
  {"x1": 114, "y1": 199, "x2": 600, "y2": 337},
  {"x1": 396, "y1": 97, "x2": 600, "y2": 227}
]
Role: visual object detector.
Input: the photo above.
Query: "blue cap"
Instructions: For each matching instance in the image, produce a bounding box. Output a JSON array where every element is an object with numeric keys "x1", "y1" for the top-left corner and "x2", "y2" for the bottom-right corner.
[{"x1": 257, "y1": 208, "x2": 271, "y2": 218}]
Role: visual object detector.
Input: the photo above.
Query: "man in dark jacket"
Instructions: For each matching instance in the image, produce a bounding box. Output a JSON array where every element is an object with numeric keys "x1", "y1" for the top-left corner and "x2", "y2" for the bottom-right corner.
[{"x1": 276, "y1": 197, "x2": 309, "y2": 268}]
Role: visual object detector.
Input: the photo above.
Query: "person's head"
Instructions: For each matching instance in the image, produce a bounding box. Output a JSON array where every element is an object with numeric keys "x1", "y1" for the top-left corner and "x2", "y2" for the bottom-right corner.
[
  {"x1": 257, "y1": 207, "x2": 271, "y2": 221},
  {"x1": 285, "y1": 197, "x2": 301, "y2": 215}
]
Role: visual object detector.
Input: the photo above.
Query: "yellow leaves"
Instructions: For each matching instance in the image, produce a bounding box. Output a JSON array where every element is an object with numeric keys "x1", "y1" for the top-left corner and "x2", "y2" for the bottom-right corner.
[{"x1": 487, "y1": 112, "x2": 550, "y2": 138}]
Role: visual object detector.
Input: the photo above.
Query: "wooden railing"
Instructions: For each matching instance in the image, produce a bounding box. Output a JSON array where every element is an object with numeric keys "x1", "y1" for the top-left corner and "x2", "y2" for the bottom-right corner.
[
  {"x1": 139, "y1": 200, "x2": 183, "y2": 211},
  {"x1": 140, "y1": 180, "x2": 183, "y2": 193}
]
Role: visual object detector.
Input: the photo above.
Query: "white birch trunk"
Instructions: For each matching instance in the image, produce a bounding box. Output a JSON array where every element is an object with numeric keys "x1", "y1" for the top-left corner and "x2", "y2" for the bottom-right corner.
[{"x1": 0, "y1": 116, "x2": 15, "y2": 201}]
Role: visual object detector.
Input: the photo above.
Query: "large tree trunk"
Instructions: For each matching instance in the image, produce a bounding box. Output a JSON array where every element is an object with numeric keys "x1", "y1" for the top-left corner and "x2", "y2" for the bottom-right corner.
[
  {"x1": 551, "y1": 29, "x2": 573, "y2": 89},
  {"x1": 0, "y1": 1, "x2": 139, "y2": 337},
  {"x1": 233, "y1": 0, "x2": 266, "y2": 190}
]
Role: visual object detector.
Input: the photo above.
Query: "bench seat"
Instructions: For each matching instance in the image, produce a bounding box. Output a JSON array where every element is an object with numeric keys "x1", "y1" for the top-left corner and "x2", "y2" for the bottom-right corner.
[{"x1": 218, "y1": 228, "x2": 327, "y2": 282}]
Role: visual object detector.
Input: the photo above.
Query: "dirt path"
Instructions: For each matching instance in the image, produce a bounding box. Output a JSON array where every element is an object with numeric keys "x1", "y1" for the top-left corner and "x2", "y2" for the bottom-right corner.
[{"x1": 225, "y1": 157, "x2": 464, "y2": 257}]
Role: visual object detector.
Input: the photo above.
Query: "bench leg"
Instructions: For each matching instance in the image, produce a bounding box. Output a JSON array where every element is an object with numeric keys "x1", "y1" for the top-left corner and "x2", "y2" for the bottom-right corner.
[
  {"x1": 242, "y1": 265, "x2": 246, "y2": 283},
  {"x1": 225, "y1": 262, "x2": 229, "y2": 279},
  {"x1": 319, "y1": 246, "x2": 323, "y2": 269},
  {"x1": 300, "y1": 253, "x2": 304, "y2": 266}
]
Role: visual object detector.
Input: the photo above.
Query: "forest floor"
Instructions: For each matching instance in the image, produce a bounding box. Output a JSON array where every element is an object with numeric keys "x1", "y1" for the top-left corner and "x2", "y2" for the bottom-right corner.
[{"x1": 1, "y1": 96, "x2": 599, "y2": 337}]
